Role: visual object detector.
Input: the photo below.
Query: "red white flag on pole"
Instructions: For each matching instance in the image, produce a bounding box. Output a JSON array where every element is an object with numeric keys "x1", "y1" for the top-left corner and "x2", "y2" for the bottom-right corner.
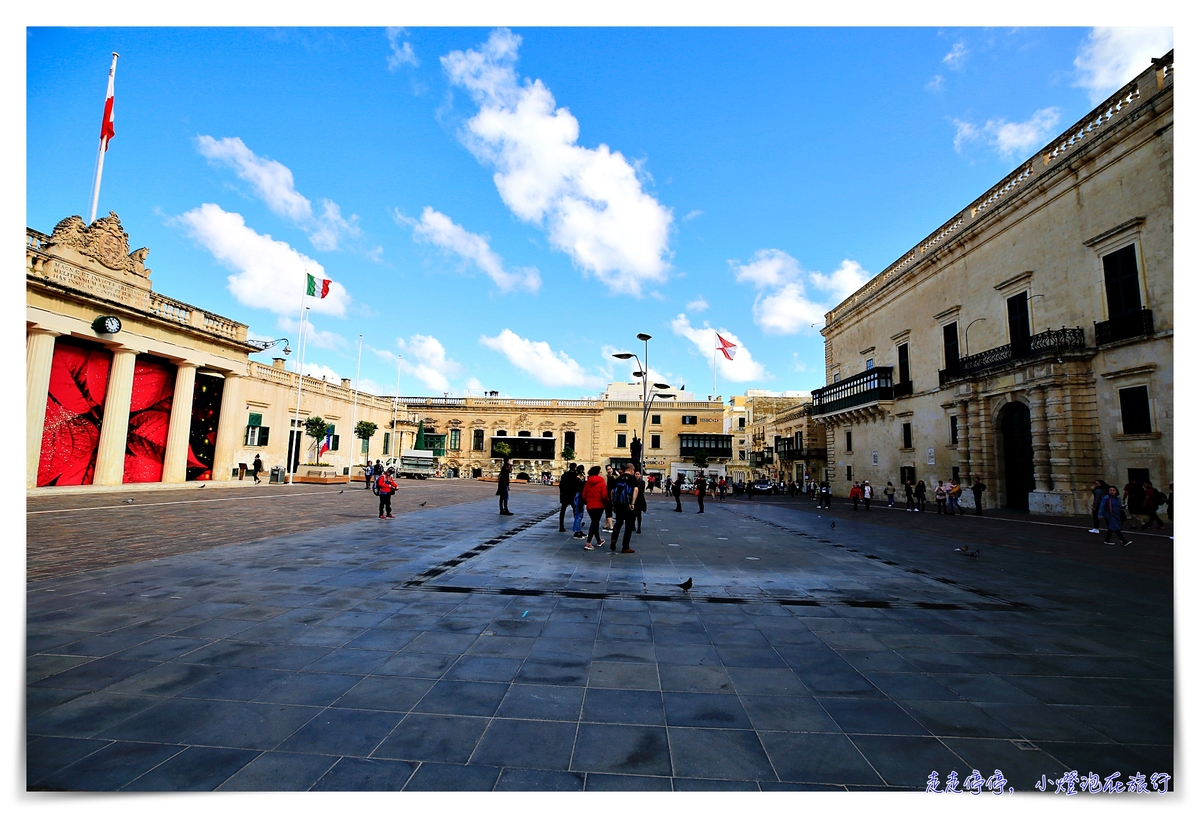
[
  {"x1": 306, "y1": 273, "x2": 332, "y2": 299},
  {"x1": 716, "y1": 333, "x2": 737, "y2": 361},
  {"x1": 99, "y1": 55, "x2": 117, "y2": 151}
]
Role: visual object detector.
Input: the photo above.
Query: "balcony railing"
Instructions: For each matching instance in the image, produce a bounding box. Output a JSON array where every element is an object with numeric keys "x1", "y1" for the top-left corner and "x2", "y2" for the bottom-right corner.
[
  {"x1": 811, "y1": 367, "x2": 894, "y2": 416},
  {"x1": 939, "y1": 326, "x2": 1086, "y2": 386},
  {"x1": 892, "y1": 380, "x2": 913, "y2": 399},
  {"x1": 1095, "y1": 309, "x2": 1154, "y2": 345}
]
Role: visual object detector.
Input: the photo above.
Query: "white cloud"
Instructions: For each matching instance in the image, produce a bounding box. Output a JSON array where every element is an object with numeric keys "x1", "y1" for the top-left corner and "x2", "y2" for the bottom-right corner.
[
  {"x1": 356, "y1": 377, "x2": 386, "y2": 396},
  {"x1": 402, "y1": 207, "x2": 540, "y2": 292},
  {"x1": 1074, "y1": 27, "x2": 1172, "y2": 104},
  {"x1": 396, "y1": 334, "x2": 463, "y2": 393},
  {"x1": 386, "y1": 27, "x2": 419, "y2": 69},
  {"x1": 731, "y1": 250, "x2": 870, "y2": 335},
  {"x1": 175, "y1": 203, "x2": 349, "y2": 317},
  {"x1": 287, "y1": 360, "x2": 342, "y2": 382},
  {"x1": 943, "y1": 42, "x2": 968, "y2": 69},
  {"x1": 682, "y1": 210, "x2": 703, "y2": 222},
  {"x1": 442, "y1": 28, "x2": 673, "y2": 296},
  {"x1": 926, "y1": 74, "x2": 944, "y2": 92},
  {"x1": 479, "y1": 329, "x2": 606, "y2": 389},
  {"x1": 277, "y1": 315, "x2": 346, "y2": 352},
  {"x1": 810, "y1": 259, "x2": 871, "y2": 303},
  {"x1": 464, "y1": 377, "x2": 486, "y2": 394},
  {"x1": 670, "y1": 315, "x2": 768, "y2": 383},
  {"x1": 196, "y1": 135, "x2": 360, "y2": 251},
  {"x1": 951, "y1": 107, "x2": 1061, "y2": 159},
  {"x1": 686, "y1": 297, "x2": 709, "y2": 312}
]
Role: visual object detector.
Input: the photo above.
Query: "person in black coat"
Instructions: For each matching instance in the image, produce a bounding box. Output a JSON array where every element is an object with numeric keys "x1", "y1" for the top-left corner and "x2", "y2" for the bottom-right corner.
[
  {"x1": 672, "y1": 475, "x2": 683, "y2": 512},
  {"x1": 558, "y1": 463, "x2": 579, "y2": 532}
]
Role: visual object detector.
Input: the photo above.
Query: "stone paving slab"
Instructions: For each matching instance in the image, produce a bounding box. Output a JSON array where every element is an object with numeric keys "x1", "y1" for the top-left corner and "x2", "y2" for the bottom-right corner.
[{"x1": 26, "y1": 493, "x2": 1173, "y2": 791}]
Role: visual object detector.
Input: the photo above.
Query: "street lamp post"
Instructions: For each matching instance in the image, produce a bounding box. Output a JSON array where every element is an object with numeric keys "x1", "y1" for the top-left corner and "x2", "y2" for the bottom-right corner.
[{"x1": 612, "y1": 334, "x2": 673, "y2": 472}]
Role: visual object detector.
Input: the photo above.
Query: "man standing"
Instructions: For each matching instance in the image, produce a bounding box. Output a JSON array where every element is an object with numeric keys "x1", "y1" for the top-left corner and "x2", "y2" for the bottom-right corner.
[
  {"x1": 971, "y1": 476, "x2": 987, "y2": 516},
  {"x1": 1140, "y1": 480, "x2": 1167, "y2": 530},
  {"x1": 608, "y1": 463, "x2": 640, "y2": 554},
  {"x1": 1088, "y1": 479, "x2": 1108, "y2": 533},
  {"x1": 820, "y1": 480, "x2": 832, "y2": 509},
  {"x1": 904, "y1": 480, "x2": 915, "y2": 511},
  {"x1": 572, "y1": 464, "x2": 587, "y2": 538},
  {"x1": 377, "y1": 470, "x2": 397, "y2": 519},
  {"x1": 672, "y1": 474, "x2": 683, "y2": 512},
  {"x1": 558, "y1": 463, "x2": 579, "y2": 532},
  {"x1": 497, "y1": 457, "x2": 513, "y2": 515},
  {"x1": 604, "y1": 465, "x2": 617, "y2": 531},
  {"x1": 370, "y1": 459, "x2": 383, "y2": 491},
  {"x1": 696, "y1": 473, "x2": 707, "y2": 514},
  {"x1": 633, "y1": 470, "x2": 648, "y2": 534},
  {"x1": 251, "y1": 454, "x2": 264, "y2": 485},
  {"x1": 862, "y1": 481, "x2": 873, "y2": 511}
]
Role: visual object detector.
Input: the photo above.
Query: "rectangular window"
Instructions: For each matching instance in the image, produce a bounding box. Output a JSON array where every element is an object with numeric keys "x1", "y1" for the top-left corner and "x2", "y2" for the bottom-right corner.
[
  {"x1": 248, "y1": 412, "x2": 263, "y2": 427},
  {"x1": 902, "y1": 422, "x2": 912, "y2": 449},
  {"x1": 1103, "y1": 245, "x2": 1142, "y2": 319},
  {"x1": 361, "y1": 437, "x2": 369, "y2": 454},
  {"x1": 845, "y1": 430, "x2": 852, "y2": 452},
  {"x1": 472, "y1": 429, "x2": 485, "y2": 450},
  {"x1": 846, "y1": 465, "x2": 853, "y2": 482},
  {"x1": 518, "y1": 430, "x2": 532, "y2": 437},
  {"x1": 542, "y1": 431, "x2": 553, "y2": 437},
  {"x1": 1118, "y1": 386, "x2": 1152, "y2": 434},
  {"x1": 617, "y1": 413, "x2": 627, "y2": 424},
  {"x1": 244, "y1": 425, "x2": 270, "y2": 446},
  {"x1": 738, "y1": 417, "x2": 745, "y2": 428},
  {"x1": 449, "y1": 429, "x2": 461, "y2": 450},
  {"x1": 950, "y1": 415, "x2": 959, "y2": 445},
  {"x1": 682, "y1": 416, "x2": 698, "y2": 425},
  {"x1": 330, "y1": 435, "x2": 340, "y2": 452},
  {"x1": 651, "y1": 414, "x2": 661, "y2": 425},
  {"x1": 617, "y1": 433, "x2": 627, "y2": 448},
  {"x1": 865, "y1": 358, "x2": 874, "y2": 370},
  {"x1": 650, "y1": 434, "x2": 661, "y2": 449},
  {"x1": 943, "y1": 322, "x2": 959, "y2": 368},
  {"x1": 897, "y1": 343, "x2": 910, "y2": 383},
  {"x1": 739, "y1": 450, "x2": 746, "y2": 460},
  {"x1": 952, "y1": 466, "x2": 961, "y2": 483},
  {"x1": 1007, "y1": 292, "x2": 1031, "y2": 353},
  {"x1": 564, "y1": 431, "x2": 575, "y2": 449},
  {"x1": 383, "y1": 432, "x2": 391, "y2": 455}
]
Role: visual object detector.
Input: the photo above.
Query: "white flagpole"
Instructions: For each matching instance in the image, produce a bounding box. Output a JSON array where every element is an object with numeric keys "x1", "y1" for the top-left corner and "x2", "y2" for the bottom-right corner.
[
  {"x1": 712, "y1": 331, "x2": 718, "y2": 401},
  {"x1": 88, "y1": 53, "x2": 119, "y2": 224},
  {"x1": 351, "y1": 333, "x2": 362, "y2": 471},
  {"x1": 288, "y1": 279, "x2": 309, "y2": 484}
]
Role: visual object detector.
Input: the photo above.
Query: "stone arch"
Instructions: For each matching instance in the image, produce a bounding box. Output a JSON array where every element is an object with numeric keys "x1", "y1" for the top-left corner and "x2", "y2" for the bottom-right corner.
[{"x1": 995, "y1": 397, "x2": 1035, "y2": 512}]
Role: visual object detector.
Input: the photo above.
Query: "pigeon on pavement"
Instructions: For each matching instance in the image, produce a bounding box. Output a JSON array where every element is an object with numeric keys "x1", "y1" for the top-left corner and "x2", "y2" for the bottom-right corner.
[
  {"x1": 831, "y1": 521, "x2": 836, "y2": 530},
  {"x1": 338, "y1": 490, "x2": 344, "y2": 494},
  {"x1": 123, "y1": 499, "x2": 134, "y2": 504},
  {"x1": 419, "y1": 501, "x2": 427, "y2": 507},
  {"x1": 677, "y1": 578, "x2": 693, "y2": 592}
]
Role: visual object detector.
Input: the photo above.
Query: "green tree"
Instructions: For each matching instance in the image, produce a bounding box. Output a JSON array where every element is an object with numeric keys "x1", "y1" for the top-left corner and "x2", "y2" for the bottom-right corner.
[
  {"x1": 304, "y1": 416, "x2": 329, "y2": 463},
  {"x1": 691, "y1": 449, "x2": 710, "y2": 470},
  {"x1": 493, "y1": 441, "x2": 512, "y2": 459},
  {"x1": 561, "y1": 444, "x2": 576, "y2": 462},
  {"x1": 355, "y1": 420, "x2": 378, "y2": 464}
]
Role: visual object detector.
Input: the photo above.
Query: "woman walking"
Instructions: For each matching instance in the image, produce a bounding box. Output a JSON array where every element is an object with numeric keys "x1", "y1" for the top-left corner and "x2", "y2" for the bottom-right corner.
[
  {"x1": 1099, "y1": 485, "x2": 1129, "y2": 546},
  {"x1": 885, "y1": 481, "x2": 895, "y2": 508},
  {"x1": 934, "y1": 480, "x2": 948, "y2": 515},
  {"x1": 915, "y1": 480, "x2": 927, "y2": 512},
  {"x1": 904, "y1": 480, "x2": 915, "y2": 511},
  {"x1": 581, "y1": 466, "x2": 609, "y2": 550}
]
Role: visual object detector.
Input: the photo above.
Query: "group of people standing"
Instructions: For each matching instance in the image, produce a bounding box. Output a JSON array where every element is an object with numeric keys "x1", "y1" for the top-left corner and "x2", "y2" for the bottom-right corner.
[
  {"x1": 558, "y1": 462, "x2": 647, "y2": 553},
  {"x1": 1091, "y1": 477, "x2": 1171, "y2": 545}
]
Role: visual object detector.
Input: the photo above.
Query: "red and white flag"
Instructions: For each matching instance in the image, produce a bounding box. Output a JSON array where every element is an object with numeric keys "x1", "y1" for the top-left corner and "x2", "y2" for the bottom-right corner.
[
  {"x1": 306, "y1": 273, "x2": 332, "y2": 299},
  {"x1": 99, "y1": 54, "x2": 117, "y2": 152},
  {"x1": 716, "y1": 333, "x2": 737, "y2": 361}
]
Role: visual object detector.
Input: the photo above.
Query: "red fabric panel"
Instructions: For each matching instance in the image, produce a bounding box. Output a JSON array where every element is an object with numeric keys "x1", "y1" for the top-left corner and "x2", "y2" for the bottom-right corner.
[{"x1": 38, "y1": 339, "x2": 112, "y2": 487}]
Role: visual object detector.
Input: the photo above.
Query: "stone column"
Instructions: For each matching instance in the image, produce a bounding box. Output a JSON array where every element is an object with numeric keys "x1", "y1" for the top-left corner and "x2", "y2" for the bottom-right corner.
[
  {"x1": 26, "y1": 328, "x2": 60, "y2": 488},
  {"x1": 1046, "y1": 383, "x2": 1071, "y2": 491},
  {"x1": 161, "y1": 363, "x2": 198, "y2": 483},
  {"x1": 1028, "y1": 386, "x2": 1051, "y2": 491},
  {"x1": 973, "y1": 397, "x2": 993, "y2": 495},
  {"x1": 956, "y1": 399, "x2": 972, "y2": 479},
  {"x1": 210, "y1": 373, "x2": 243, "y2": 482},
  {"x1": 93, "y1": 347, "x2": 138, "y2": 486},
  {"x1": 967, "y1": 395, "x2": 984, "y2": 486}
]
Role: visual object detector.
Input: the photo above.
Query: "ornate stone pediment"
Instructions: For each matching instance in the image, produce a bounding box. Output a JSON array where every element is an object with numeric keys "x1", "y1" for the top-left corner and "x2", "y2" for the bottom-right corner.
[{"x1": 48, "y1": 212, "x2": 151, "y2": 279}]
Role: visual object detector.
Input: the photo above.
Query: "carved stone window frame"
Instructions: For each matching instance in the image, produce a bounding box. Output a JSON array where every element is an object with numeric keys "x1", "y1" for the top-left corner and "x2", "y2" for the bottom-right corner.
[{"x1": 1084, "y1": 217, "x2": 1148, "y2": 321}]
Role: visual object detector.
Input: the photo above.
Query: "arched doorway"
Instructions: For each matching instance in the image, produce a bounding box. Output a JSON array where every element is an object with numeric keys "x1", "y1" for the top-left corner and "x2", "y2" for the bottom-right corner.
[{"x1": 998, "y1": 401, "x2": 1034, "y2": 511}]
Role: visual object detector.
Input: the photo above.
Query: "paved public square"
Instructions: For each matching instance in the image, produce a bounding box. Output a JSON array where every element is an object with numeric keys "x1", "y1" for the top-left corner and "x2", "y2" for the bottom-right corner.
[{"x1": 26, "y1": 484, "x2": 1174, "y2": 791}]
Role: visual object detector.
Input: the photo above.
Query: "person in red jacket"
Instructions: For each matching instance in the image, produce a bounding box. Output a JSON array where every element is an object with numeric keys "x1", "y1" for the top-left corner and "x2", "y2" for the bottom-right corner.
[
  {"x1": 580, "y1": 465, "x2": 609, "y2": 550},
  {"x1": 376, "y1": 472, "x2": 397, "y2": 519}
]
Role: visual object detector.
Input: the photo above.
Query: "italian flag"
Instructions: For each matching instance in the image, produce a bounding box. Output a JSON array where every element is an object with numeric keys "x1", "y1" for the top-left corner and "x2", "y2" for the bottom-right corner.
[{"x1": 306, "y1": 273, "x2": 332, "y2": 299}]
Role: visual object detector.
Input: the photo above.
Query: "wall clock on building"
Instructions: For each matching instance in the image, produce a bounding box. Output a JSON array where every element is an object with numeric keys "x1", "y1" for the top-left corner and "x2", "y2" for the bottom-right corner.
[{"x1": 92, "y1": 315, "x2": 122, "y2": 334}]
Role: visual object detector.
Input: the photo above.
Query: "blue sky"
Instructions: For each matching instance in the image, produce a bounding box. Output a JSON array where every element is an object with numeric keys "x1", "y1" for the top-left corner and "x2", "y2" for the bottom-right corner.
[{"x1": 26, "y1": 26, "x2": 1174, "y2": 399}]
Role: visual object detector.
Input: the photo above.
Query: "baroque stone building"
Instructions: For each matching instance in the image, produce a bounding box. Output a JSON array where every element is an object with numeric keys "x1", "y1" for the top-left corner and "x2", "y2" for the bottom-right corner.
[{"x1": 811, "y1": 51, "x2": 1172, "y2": 515}]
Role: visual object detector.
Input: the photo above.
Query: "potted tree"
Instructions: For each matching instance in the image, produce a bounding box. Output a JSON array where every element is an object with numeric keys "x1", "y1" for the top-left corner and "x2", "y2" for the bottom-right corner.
[
  {"x1": 354, "y1": 420, "x2": 377, "y2": 483},
  {"x1": 304, "y1": 416, "x2": 330, "y2": 466}
]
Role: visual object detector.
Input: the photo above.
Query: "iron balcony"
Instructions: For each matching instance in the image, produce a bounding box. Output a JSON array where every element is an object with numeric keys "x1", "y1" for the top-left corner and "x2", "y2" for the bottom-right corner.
[{"x1": 939, "y1": 326, "x2": 1086, "y2": 387}]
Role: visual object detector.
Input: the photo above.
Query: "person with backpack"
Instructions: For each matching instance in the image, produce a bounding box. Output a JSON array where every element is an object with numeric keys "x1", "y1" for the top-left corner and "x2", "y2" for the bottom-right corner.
[
  {"x1": 558, "y1": 463, "x2": 580, "y2": 532},
  {"x1": 672, "y1": 474, "x2": 683, "y2": 512},
  {"x1": 580, "y1": 466, "x2": 609, "y2": 550},
  {"x1": 608, "y1": 463, "x2": 640, "y2": 553},
  {"x1": 947, "y1": 479, "x2": 963, "y2": 515},
  {"x1": 1099, "y1": 485, "x2": 1129, "y2": 546},
  {"x1": 369, "y1": 459, "x2": 383, "y2": 492},
  {"x1": 376, "y1": 471, "x2": 397, "y2": 519},
  {"x1": 571, "y1": 464, "x2": 587, "y2": 539},
  {"x1": 1140, "y1": 480, "x2": 1167, "y2": 530}
]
